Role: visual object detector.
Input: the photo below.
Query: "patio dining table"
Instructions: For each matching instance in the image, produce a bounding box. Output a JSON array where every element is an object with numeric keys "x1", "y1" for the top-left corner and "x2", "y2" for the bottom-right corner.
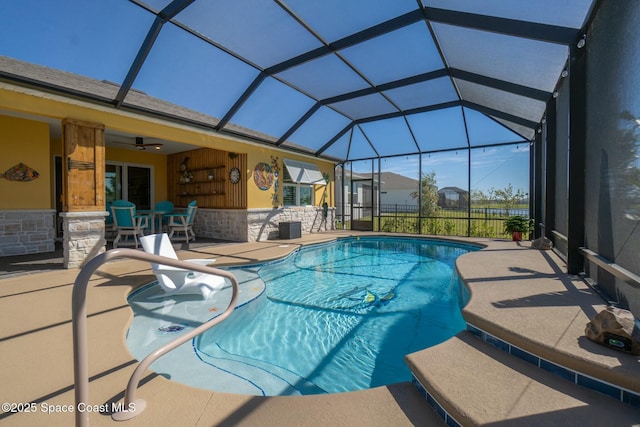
[{"x1": 137, "y1": 209, "x2": 174, "y2": 234}]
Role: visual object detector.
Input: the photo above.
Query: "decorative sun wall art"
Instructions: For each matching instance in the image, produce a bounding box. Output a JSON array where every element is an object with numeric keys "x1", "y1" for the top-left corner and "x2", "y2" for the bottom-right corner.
[{"x1": 253, "y1": 162, "x2": 274, "y2": 190}]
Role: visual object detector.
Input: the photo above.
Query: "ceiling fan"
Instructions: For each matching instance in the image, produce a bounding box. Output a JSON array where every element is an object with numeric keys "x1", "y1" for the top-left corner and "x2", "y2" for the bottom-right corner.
[{"x1": 112, "y1": 136, "x2": 163, "y2": 150}]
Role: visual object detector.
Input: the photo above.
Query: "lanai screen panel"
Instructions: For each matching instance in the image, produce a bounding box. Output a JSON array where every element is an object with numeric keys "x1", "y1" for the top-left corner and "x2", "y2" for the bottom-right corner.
[
  {"x1": 581, "y1": 0, "x2": 640, "y2": 314},
  {"x1": 176, "y1": 0, "x2": 323, "y2": 68},
  {"x1": 492, "y1": 118, "x2": 537, "y2": 142},
  {"x1": 456, "y1": 81, "x2": 547, "y2": 128},
  {"x1": 274, "y1": 55, "x2": 370, "y2": 100},
  {"x1": 554, "y1": 80, "x2": 571, "y2": 257},
  {"x1": 383, "y1": 78, "x2": 458, "y2": 112},
  {"x1": 284, "y1": 107, "x2": 351, "y2": 153},
  {"x1": 422, "y1": 0, "x2": 594, "y2": 29},
  {"x1": 338, "y1": 22, "x2": 444, "y2": 86},
  {"x1": 329, "y1": 94, "x2": 399, "y2": 121},
  {"x1": 0, "y1": 0, "x2": 598, "y2": 162},
  {"x1": 408, "y1": 108, "x2": 469, "y2": 152},
  {"x1": 129, "y1": 22, "x2": 260, "y2": 122},
  {"x1": 431, "y1": 23, "x2": 568, "y2": 92},
  {"x1": 359, "y1": 117, "x2": 419, "y2": 158},
  {"x1": 231, "y1": 77, "x2": 316, "y2": 142},
  {"x1": 463, "y1": 109, "x2": 528, "y2": 147},
  {"x1": 285, "y1": 0, "x2": 418, "y2": 42}
]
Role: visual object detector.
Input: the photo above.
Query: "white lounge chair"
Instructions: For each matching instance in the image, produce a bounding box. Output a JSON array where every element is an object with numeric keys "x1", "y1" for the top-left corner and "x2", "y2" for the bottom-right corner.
[{"x1": 139, "y1": 233, "x2": 225, "y2": 299}]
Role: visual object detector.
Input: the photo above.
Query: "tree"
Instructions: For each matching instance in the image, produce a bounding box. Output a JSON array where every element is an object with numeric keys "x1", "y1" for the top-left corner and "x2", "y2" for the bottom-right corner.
[
  {"x1": 472, "y1": 188, "x2": 493, "y2": 206},
  {"x1": 493, "y1": 183, "x2": 527, "y2": 216},
  {"x1": 411, "y1": 171, "x2": 439, "y2": 216}
]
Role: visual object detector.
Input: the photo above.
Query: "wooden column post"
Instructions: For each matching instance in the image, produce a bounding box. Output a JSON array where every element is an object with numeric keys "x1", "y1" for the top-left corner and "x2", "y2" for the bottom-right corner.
[
  {"x1": 62, "y1": 119, "x2": 105, "y2": 211},
  {"x1": 61, "y1": 119, "x2": 107, "y2": 268}
]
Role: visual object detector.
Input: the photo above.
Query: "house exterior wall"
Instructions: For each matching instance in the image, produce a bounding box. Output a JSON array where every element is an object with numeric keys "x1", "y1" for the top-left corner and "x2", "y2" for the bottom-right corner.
[
  {"x1": 246, "y1": 206, "x2": 335, "y2": 241},
  {"x1": 0, "y1": 85, "x2": 337, "y2": 262},
  {"x1": 0, "y1": 115, "x2": 56, "y2": 256},
  {"x1": 189, "y1": 206, "x2": 337, "y2": 243},
  {"x1": 380, "y1": 189, "x2": 417, "y2": 208},
  {"x1": 0, "y1": 115, "x2": 51, "y2": 209},
  {"x1": 245, "y1": 147, "x2": 334, "y2": 210}
]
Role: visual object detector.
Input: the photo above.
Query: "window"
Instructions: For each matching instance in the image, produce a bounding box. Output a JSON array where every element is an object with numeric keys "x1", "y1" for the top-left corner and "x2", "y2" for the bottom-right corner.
[
  {"x1": 283, "y1": 184, "x2": 297, "y2": 206},
  {"x1": 283, "y1": 176, "x2": 314, "y2": 206},
  {"x1": 282, "y1": 159, "x2": 325, "y2": 206}
]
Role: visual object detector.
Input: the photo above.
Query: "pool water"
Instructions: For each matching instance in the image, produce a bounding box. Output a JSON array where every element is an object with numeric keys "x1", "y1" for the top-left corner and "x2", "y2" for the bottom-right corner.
[{"x1": 126, "y1": 237, "x2": 477, "y2": 396}]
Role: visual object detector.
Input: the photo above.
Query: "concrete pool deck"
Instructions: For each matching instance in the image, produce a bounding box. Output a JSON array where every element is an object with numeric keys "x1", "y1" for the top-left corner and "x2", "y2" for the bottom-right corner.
[{"x1": 1, "y1": 231, "x2": 639, "y2": 426}]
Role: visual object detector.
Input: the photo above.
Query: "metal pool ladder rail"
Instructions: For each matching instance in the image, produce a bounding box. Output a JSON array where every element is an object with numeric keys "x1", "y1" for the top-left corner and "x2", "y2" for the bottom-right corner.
[{"x1": 71, "y1": 248, "x2": 240, "y2": 427}]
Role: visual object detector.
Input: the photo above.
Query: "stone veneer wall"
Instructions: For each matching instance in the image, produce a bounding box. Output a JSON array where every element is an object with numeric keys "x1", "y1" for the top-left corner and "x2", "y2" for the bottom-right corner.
[
  {"x1": 0, "y1": 209, "x2": 56, "y2": 256},
  {"x1": 246, "y1": 206, "x2": 335, "y2": 242},
  {"x1": 193, "y1": 208, "x2": 248, "y2": 242},
  {"x1": 60, "y1": 211, "x2": 107, "y2": 268},
  {"x1": 192, "y1": 207, "x2": 335, "y2": 242}
]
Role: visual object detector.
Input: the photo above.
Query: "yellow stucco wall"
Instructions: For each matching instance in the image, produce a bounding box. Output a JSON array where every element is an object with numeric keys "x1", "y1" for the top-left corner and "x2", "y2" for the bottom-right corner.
[
  {"x1": 245, "y1": 145, "x2": 333, "y2": 209},
  {"x1": 0, "y1": 85, "x2": 335, "y2": 211},
  {"x1": 0, "y1": 115, "x2": 51, "y2": 209},
  {"x1": 246, "y1": 146, "x2": 279, "y2": 209}
]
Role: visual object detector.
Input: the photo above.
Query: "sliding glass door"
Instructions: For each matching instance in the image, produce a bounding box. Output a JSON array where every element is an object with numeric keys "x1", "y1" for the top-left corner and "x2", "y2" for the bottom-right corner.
[
  {"x1": 106, "y1": 163, "x2": 152, "y2": 209},
  {"x1": 127, "y1": 166, "x2": 151, "y2": 209}
]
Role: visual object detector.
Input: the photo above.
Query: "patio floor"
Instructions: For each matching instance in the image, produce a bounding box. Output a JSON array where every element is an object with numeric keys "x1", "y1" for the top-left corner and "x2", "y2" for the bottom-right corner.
[{"x1": 1, "y1": 231, "x2": 639, "y2": 426}]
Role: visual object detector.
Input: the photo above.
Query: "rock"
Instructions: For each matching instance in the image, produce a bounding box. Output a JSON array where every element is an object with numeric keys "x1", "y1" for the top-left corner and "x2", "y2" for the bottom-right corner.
[
  {"x1": 531, "y1": 236, "x2": 553, "y2": 250},
  {"x1": 585, "y1": 306, "x2": 640, "y2": 355}
]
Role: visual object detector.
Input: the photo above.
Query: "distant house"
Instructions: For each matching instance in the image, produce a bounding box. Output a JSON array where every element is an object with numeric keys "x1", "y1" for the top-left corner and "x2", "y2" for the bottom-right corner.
[
  {"x1": 334, "y1": 170, "x2": 420, "y2": 223},
  {"x1": 377, "y1": 172, "x2": 419, "y2": 210},
  {"x1": 349, "y1": 171, "x2": 419, "y2": 210},
  {"x1": 438, "y1": 186, "x2": 469, "y2": 209}
]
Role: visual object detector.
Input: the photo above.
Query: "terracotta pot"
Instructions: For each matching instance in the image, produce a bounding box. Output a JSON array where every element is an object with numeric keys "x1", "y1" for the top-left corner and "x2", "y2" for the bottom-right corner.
[{"x1": 512, "y1": 231, "x2": 523, "y2": 241}]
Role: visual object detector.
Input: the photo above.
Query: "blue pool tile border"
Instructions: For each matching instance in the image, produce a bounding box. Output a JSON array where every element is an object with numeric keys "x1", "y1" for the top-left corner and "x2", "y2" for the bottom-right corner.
[
  {"x1": 412, "y1": 377, "x2": 461, "y2": 427},
  {"x1": 465, "y1": 323, "x2": 640, "y2": 409}
]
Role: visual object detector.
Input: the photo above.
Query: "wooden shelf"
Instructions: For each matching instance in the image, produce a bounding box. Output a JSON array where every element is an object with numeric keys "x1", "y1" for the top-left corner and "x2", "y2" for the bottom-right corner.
[
  {"x1": 180, "y1": 179, "x2": 225, "y2": 185},
  {"x1": 169, "y1": 147, "x2": 246, "y2": 209},
  {"x1": 178, "y1": 193, "x2": 225, "y2": 197},
  {"x1": 179, "y1": 165, "x2": 226, "y2": 173}
]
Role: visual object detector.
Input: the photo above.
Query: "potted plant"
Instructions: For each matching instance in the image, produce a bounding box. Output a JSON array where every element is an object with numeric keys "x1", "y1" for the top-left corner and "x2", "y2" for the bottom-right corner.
[{"x1": 504, "y1": 215, "x2": 534, "y2": 241}]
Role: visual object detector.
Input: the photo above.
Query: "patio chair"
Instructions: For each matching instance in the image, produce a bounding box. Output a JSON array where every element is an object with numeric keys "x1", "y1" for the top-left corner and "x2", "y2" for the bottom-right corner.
[
  {"x1": 110, "y1": 200, "x2": 150, "y2": 249},
  {"x1": 105, "y1": 201, "x2": 115, "y2": 239},
  {"x1": 139, "y1": 233, "x2": 225, "y2": 299},
  {"x1": 167, "y1": 200, "x2": 197, "y2": 242}
]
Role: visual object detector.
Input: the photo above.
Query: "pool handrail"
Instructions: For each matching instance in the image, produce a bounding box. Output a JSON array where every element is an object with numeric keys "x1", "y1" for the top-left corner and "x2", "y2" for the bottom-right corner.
[{"x1": 71, "y1": 248, "x2": 239, "y2": 427}]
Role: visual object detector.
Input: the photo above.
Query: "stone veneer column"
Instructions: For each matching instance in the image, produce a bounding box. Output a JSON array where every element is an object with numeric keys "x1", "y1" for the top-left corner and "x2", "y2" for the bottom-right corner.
[{"x1": 60, "y1": 211, "x2": 108, "y2": 269}]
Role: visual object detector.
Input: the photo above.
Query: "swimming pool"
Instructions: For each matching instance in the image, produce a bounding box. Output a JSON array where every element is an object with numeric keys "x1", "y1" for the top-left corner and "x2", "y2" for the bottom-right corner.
[{"x1": 126, "y1": 237, "x2": 478, "y2": 396}]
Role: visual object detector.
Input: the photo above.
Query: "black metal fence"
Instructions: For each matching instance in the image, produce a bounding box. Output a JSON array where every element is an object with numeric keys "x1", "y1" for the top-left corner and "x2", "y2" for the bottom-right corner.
[{"x1": 337, "y1": 204, "x2": 530, "y2": 239}]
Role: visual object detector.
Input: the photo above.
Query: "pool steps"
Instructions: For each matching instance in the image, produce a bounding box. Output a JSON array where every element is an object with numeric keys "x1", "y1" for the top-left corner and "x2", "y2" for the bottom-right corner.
[
  {"x1": 406, "y1": 330, "x2": 640, "y2": 426},
  {"x1": 404, "y1": 241, "x2": 640, "y2": 426}
]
